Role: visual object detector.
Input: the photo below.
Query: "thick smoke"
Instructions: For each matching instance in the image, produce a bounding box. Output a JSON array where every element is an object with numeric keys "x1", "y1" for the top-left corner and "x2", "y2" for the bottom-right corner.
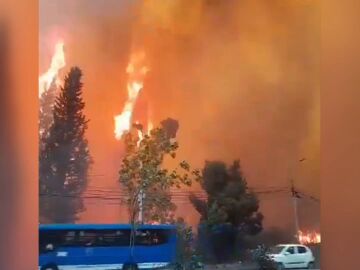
[
  {"x1": 39, "y1": 0, "x2": 319, "y2": 230},
  {"x1": 139, "y1": 0, "x2": 320, "y2": 230}
]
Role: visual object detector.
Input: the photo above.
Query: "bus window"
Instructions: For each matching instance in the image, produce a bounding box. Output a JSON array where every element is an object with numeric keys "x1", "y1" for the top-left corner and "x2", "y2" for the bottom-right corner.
[
  {"x1": 100, "y1": 230, "x2": 130, "y2": 246},
  {"x1": 40, "y1": 230, "x2": 73, "y2": 252},
  {"x1": 135, "y1": 229, "x2": 169, "y2": 246},
  {"x1": 78, "y1": 230, "x2": 98, "y2": 247},
  {"x1": 64, "y1": 231, "x2": 77, "y2": 246},
  {"x1": 39, "y1": 231, "x2": 56, "y2": 253}
]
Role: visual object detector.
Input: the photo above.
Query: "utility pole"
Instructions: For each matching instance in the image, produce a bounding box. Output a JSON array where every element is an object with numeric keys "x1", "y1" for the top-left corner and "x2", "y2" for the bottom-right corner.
[
  {"x1": 291, "y1": 179, "x2": 300, "y2": 238},
  {"x1": 290, "y1": 158, "x2": 305, "y2": 241}
]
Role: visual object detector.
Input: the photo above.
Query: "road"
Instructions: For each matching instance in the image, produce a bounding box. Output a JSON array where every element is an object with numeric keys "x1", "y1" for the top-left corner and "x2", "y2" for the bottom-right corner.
[{"x1": 205, "y1": 263, "x2": 320, "y2": 270}]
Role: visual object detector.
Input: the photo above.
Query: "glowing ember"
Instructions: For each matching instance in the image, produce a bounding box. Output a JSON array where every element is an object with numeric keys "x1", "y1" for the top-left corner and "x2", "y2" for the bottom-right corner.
[
  {"x1": 39, "y1": 41, "x2": 66, "y2": 97},
  {"x1": 297, "y1": 230, "x2": 321, "y2": 245},
  {"x1": 114, "y1": 51, "x2": 149, "y2": 140}
]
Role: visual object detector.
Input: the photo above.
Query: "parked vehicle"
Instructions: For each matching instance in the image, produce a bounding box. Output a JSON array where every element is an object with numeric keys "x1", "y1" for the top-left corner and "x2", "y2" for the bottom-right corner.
[{"x1": 267, "y1": 244, "x2": 315, "y2": 269}]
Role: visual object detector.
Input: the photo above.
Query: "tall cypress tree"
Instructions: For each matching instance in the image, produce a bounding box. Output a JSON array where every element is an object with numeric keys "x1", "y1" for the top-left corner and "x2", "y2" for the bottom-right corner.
[
  {"x1": 39, "y1": 79, "x2": 57, "y2": 223},
  {"x1": 40, "y1": 67, "x2": 91, "y2": 223},
  {"x1": 39, "y1": 79, "x2": 57, "y2": 144}
]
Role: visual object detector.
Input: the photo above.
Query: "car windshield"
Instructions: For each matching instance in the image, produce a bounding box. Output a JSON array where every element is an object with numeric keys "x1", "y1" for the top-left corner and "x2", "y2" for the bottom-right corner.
[{"x1": 268, "y1": 245, "x2": 285, "y2": 254}]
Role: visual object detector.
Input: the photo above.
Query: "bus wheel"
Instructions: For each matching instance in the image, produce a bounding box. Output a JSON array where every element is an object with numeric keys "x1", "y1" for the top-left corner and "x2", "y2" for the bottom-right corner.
[
  {"x1": 122, "y1": 263, "x2": 138, "y2": 270},
  {"x1": 41, "y1": 264, "x2": 58, "y2": 270}
]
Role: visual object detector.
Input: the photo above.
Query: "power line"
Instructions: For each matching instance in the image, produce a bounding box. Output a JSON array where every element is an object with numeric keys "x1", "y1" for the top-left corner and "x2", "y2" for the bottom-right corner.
[
  {"x1": 296, "y1": 191, "x2": 320, "y2": 203},
  {"x1": 39, "y1": 189, "x2": 289, "y2": 201}
]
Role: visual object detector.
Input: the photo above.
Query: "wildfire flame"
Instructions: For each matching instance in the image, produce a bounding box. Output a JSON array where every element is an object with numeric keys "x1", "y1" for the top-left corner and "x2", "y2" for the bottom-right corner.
[
  {"x1": 147, "y1": 120, "x2": 153, "y2": 134},
  {"x1": 135, "y1": 120, "x2": 153, "y2": 147},
  {"x1": 114, "y1": 51, "x2": 149, "y2": 140},
  {"x1": 137, "y1": 129, "x2": 143, "y2": 147},
  {"x1": 39, "y1": 41, "x2": 66, "y2": 97},
  {"x1": 297, "y1": 230, "x2": 321, "y2": 245}
]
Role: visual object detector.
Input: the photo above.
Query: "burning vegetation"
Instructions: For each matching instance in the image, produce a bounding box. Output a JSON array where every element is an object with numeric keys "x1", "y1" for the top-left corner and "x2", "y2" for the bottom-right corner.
[
  {"x1": 39, "y1": 1, "x2": 320, "y2": 260},
  {"x1": 298, "y1": 230, "x2": 321, "y2": 245}
]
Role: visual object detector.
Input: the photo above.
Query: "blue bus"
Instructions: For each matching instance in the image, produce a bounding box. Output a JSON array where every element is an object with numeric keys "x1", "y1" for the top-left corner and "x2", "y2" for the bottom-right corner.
[{"x1": 39, "y1": 224, "x2": 178, "y2": 270}]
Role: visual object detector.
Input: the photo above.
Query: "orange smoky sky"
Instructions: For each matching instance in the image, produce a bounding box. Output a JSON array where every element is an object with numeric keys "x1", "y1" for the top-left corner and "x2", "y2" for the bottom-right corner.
[{"x1": 39, "y1": 0, "x2": 320, "y2": 231}]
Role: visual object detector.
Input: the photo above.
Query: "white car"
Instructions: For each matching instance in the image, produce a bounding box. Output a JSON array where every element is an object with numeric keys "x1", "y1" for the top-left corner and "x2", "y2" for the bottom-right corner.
[{"x1": 268, "y1": 244, "x2": 315, "y2": 269}]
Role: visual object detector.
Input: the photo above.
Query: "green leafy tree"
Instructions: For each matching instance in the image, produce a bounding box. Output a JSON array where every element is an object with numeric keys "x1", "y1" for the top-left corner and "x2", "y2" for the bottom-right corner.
[
  {"x1": 119, "y1": 119, "x2": 200, "y2": 262},
  {"x1": 39, "y1": 67, "x2": 92, "y2": 223},
  {"x1": 190, "y1": 160, "x2": 263, "y2": 262}
]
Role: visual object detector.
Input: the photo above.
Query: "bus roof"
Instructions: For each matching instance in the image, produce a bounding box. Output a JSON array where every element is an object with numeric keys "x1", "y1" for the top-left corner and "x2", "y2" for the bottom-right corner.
[{"x1": 39, "y1": 224, "x2": 177, "y2": 230}]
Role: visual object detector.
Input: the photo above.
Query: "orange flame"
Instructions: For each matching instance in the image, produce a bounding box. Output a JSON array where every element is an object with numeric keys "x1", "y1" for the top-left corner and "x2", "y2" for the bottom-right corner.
[
  {"x1": 297, "y1": 230, "x2": 321, "y2": 245},
  {"x1": 39, "y1": 41, "x2": 66, "y2": 97},
  {"x1": 147, "y1": 120, "x2": 153, "y2": 134},
  {"x1": 114, "y1": 51, "x2": 149, "y2": 140},
  {"x1": 135, "y1": 119, "x2": 153, "y2": 148},
  {"x1": 137, "y1": 129, "x2": 143, "y2": 147},
  {"x1": 134, "y1": 121, "x2": 144, "y2": 147}
]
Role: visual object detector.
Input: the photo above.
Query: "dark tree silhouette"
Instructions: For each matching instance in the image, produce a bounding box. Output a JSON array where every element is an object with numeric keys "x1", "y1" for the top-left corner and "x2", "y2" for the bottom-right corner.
[
  {"x1": 39, "y1": 67, "x2": 91, "y2": 223},
  {"x1": 191, "y1": 160, "x2": 263, "y2": 262},
  {"x1": 160, "y1": 118, "x2": 179, "y2": 139},
  {"x1": 39, "y1": 80, "x2": 57, "y2": 143}
]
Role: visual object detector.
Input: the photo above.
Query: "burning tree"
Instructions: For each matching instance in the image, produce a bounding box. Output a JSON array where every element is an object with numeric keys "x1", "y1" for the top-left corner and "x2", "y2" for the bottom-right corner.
[
  {"x1": 39, "y1": 41, "x2": 65, "y2": 166},
  {"x1": 39, "y1": 67, "x2": 92, "y2": 223},
  {"x1": 190, "y1": 160, "x2": 263, "y2": 262},
  {"x1": 119, "y1": 118, "x2": 200, "y2": 262},
  {"x1": 38, "y1": 41, "x2": 65, "y2": 98},
  {"x1": 39, "y1": 80, "x2": 57, "y2": 141}
]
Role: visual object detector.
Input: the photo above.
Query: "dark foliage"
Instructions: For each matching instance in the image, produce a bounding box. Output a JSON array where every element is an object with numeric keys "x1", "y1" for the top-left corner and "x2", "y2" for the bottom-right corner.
[
  {"x1": 191, "y1": 160, "x2": 263, "y2": 262},
  {"x1": 39, "y1": 80, "x2": 57, "y2": 142},
  {"x1": 39, "y1": 67, "x2": 91, "y2": 223},
  {"x1": 160, "y1": 118, "x2": 179, "y2": 139}
]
